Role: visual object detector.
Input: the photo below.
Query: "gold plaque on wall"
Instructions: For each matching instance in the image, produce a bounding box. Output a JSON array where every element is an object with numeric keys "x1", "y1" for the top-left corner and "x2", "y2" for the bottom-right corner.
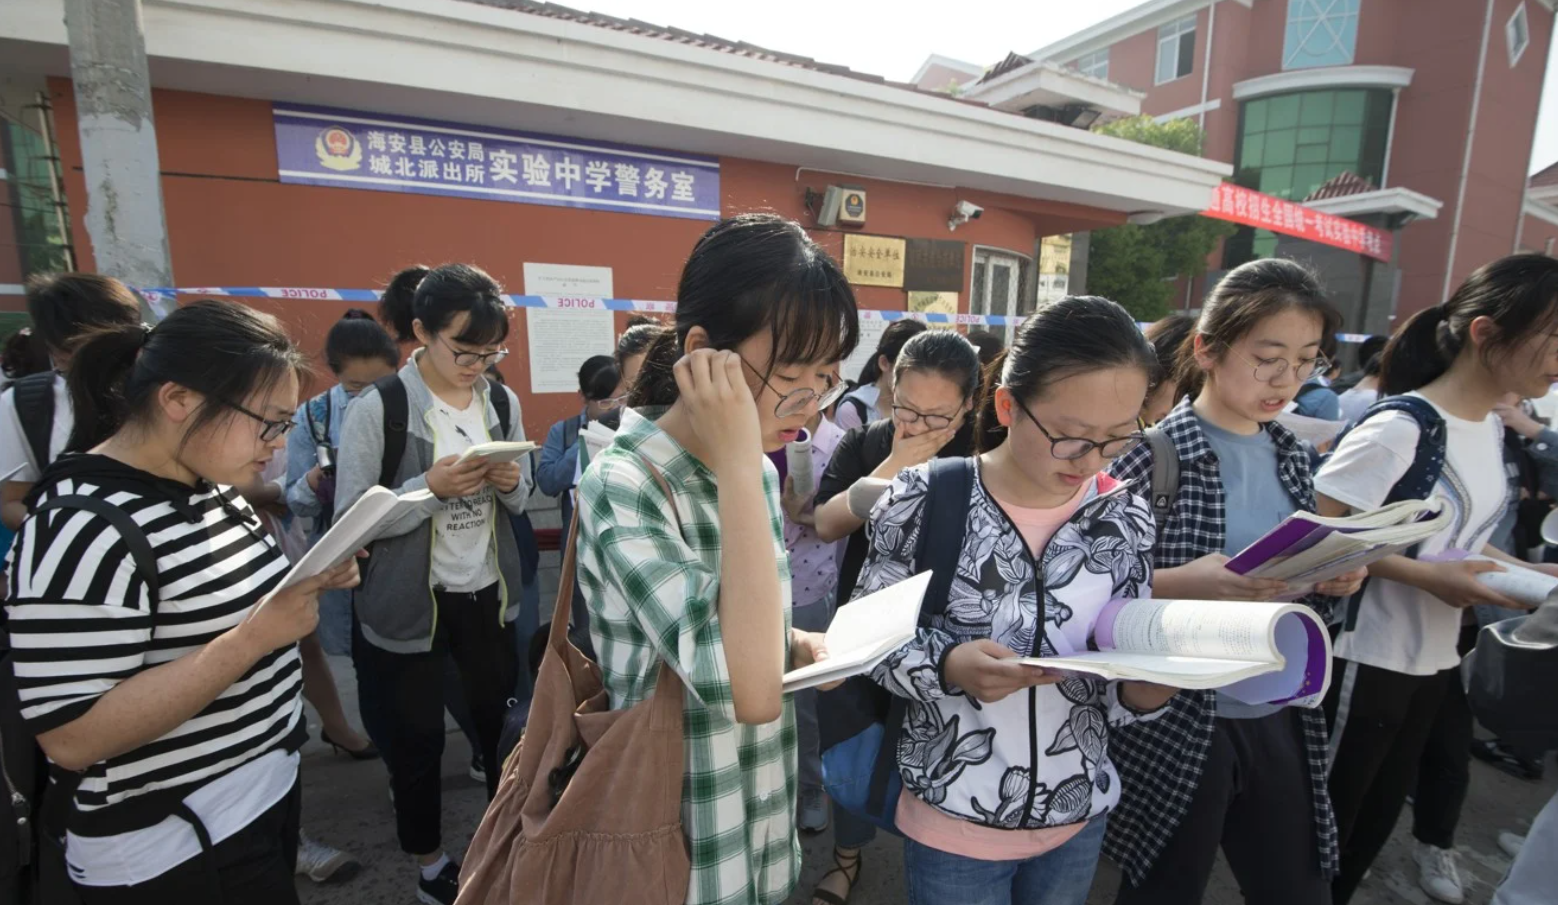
[{"x1": 843, "y1": 235, "x2": 906, "y2": 287}]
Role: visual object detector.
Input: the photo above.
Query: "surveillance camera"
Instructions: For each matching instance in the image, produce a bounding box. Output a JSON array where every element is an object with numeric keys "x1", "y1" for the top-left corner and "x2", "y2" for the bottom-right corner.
[{"x1": 955, "y1": 201, "x2": 984, "y2": 220}]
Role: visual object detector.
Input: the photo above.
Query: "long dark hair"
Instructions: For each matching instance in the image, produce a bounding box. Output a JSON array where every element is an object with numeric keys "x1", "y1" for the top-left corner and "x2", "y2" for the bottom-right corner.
[
  {"x1": 325, "y1": 309, "x2": 399, "y2": 373},
  {"x1": 1177, "y1": 258, "x2": 1340, "y2": 398},
  {"x1": 630, "y1": 214, "x2": 860, "y2": 407},
  {"x1": 894, "y1": 329, "x2": 982, "y2": 402},
  {"x1": 25, "y1": 272, "x2": 142, "y2": 353},
  {"x1": 1380, "y1": 254, "x2": 1558, "y2": 396},
  {"x1": 976, "y1": 296, "x2": 1156, "y2": 453},
  {"x1": 1144, "y1": 313, "x2": 1194, "y2": 394},
  {"x1": 578, "y1": 354, "x2": 621, "y2": 401},
  {"x1": 856, "y1": 319, "x2": 927, "y2": 385},
  {"x1": 379, "y1": 264, "x2": 509, "y2": 347},
  {"x1": 2, "y1": 329, "x2": 50, "y2": 380},
  {"x1": 67, "y1": 300, "x2": 307, "y2": 452}
]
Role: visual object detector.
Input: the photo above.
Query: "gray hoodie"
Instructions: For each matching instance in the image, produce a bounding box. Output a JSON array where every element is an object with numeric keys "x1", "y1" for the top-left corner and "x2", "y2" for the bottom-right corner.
[{"x1": 335, "y1": 355, "x2": 532, "y2": 653}]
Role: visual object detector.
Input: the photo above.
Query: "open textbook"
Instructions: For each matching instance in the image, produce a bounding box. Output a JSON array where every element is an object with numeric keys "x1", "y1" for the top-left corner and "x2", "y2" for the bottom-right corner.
[
  {"x1": 456, "y1": 440, "x2": 538, "y2": 465},
  {"x1": 1441, "y1": 552, "x2": 1558, "y2": 608},
  {"x1": 1224, "y1": 498, "x2": 1448, "y2": 590},
  {"x1": 273, "y1": 485, "x2": 434, "y2": 592},
  {"x1": 1020, "y1": 598, "x2": 1333, "y2": 706},
  {"x1": 781, "y1": 572, "x2": 932, "y2": 693}
]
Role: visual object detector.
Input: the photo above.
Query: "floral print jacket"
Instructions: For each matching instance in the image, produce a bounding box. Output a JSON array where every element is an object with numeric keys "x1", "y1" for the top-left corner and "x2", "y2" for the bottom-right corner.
[{"x1": 860, "y1": 459, "x2": 1164, "y2": 831}]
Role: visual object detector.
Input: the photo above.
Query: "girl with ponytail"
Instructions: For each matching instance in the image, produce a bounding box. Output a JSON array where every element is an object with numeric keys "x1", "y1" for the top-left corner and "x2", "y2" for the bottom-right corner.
[
  {"x1": 5, "y1": 300, "x2": 359, "y2": 901},
  {"x1": 1315, "y1": 253, "x2": 1558, "y2": 903},
  {"x1": 575, "y1": 213, "x2": 858, "y2": 905},
  {"x1": 849, "y1": 296, "x2": 1175, "y2": 905}
]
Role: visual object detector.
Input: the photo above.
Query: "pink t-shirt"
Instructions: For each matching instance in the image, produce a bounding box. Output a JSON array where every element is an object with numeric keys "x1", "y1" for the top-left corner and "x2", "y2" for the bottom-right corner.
[{"x1": 895, "y1": 479, "x2": 1092, "y2": 861}]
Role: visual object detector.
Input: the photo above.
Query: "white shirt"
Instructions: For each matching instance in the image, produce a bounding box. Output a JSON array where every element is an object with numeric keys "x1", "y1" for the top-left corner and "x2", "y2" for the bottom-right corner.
[
  {"x1": 833, "y1": 384, "x2": 881, "y2": 432},
  {"x1": 67, "y1": 750, "x2": 299, "y2": 887},
  {"x1": 1336, "y1": 387, "x2": 1379, "y2": 424},
  {"x1": 0, "y1": 372, "x2": 73, "y2": 482},
  {"x1": 1315, "y1": 394, "x2": 1506, "y2": 675},
  {"x1": 429, "y1": 394, "x2": 499, "y2": 593}
]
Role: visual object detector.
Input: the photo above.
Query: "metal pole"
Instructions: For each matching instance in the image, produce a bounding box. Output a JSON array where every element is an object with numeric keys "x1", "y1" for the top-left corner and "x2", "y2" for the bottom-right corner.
[{"x1": 63, "y1": 0, "x2": 172, "y2": 320}]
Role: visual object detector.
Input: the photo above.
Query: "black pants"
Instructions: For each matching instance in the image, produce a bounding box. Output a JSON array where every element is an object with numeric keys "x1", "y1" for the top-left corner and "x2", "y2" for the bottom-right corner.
[
  {"x1": 355, "y1": 584, "x2": 517, "y2": 856},
  {"x1": 1323, "y1": 659, "x2": 1452, "y2": 904},
  {"x1": 1115, "y1": 710, "x2": 1331, "y2": 905},
  {"x1": 74, "y1": 779, "x2": 302, "y2": 905},
  {"x1": 1411, "y1": 626, "x2": 1477, "y2": 850}
]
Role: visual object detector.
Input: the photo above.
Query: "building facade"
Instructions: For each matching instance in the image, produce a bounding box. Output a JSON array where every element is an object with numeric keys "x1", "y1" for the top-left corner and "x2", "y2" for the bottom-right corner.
[{"x1": 1029, "y1": 0, "x2": 1554, "y2": 327}]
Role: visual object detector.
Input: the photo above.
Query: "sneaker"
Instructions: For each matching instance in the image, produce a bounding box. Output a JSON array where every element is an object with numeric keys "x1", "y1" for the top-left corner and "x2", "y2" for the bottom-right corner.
[
  {"x1": 417, "y1": 859, "x2": 461, "y2": 905},
  {"x1": 468, "y1": 755, "x2": 487, "y2": 785},
  {"x1": 1499, "y1": 831, "x2": 1526, "y2": 858},
  {"x1": 1471, "y1": 737, "x2": 1546, "y2": 781},
  {"x1": 295, "y1": 831, "x2": 361, "y2": 885},
  {"x1": 1412, "y1": 841, "x2": 1465, "y2": 904},
  {"x1": 798, "y1": 789, "x2": 829, "y2": 834}
]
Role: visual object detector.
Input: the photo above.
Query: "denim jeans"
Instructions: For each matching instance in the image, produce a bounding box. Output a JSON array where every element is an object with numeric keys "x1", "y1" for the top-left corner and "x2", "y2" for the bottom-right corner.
[{"x1": 904, "y1": 816, "x2": 1106, "y2": 905}]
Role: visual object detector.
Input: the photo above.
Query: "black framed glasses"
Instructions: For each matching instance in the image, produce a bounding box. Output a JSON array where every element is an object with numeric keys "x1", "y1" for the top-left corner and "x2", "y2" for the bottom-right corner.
[
  {"x1": 738, "y1": 357, "x2": 848, "y2": 418},
  {"x1": 226, "y1": 400, "x2": 296, "y2": 442},
  {"x1": 1011, "y1": 395, "x2": 1143, "y2": 461},
  {"x1": 1231, "y1": 349, "x2": 1330, "y2": 385},
  {"x1": 438, "y1": 335, "x2": 509, "y2": 368},
  {"x1": 891, "y1": 399, "x2": 965, "y2": 431}
]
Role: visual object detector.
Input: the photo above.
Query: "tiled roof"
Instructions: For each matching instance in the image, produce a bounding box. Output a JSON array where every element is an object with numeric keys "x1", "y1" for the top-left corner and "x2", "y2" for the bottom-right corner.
[
  {"x1": 1305, "y1": 171, "x2": 1376, "y2": 201},
  {"x1": 980, "y1": 52, "x2": 1035, "y2": 84},
  {"x1": 1531, "y1": 161, "x2": 1558, "y2": 188}
]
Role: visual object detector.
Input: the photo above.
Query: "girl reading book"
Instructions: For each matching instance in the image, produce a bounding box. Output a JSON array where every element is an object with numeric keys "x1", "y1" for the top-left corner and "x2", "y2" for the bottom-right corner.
[
  {"x1": 4, "y1": 301, "x2": 360, "y2": 902},
  {"x1": 574, "y1": 214, "x2": 858, "y2": 905},
  {"x1": 1103, "y1": 258, "x2": 1366, "y2": 905},
  {"x1": 852, "y1": 296, "x2": 1177, "y2": 905},
  {"x1": 1315, "y1": 254, "x2": 1558, "y2": 904},
  {"x1": 333, "y1": 264, "x2": 531, "y2": 905}
]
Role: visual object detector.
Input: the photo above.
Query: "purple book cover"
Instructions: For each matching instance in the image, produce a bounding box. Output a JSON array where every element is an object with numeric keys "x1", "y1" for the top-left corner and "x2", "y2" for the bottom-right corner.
[{"x1": 1225, "y1": 516, "x2": 1333, "y2": 575}]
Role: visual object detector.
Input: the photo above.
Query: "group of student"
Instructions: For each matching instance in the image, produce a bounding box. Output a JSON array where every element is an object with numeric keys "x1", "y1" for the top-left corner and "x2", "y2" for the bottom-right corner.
[{"x1": 0, "y1": 211, "x2": 1554, "y2": 905}]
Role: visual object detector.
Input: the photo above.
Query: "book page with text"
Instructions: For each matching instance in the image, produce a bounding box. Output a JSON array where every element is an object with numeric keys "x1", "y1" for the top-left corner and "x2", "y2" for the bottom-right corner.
[{"x1": 1106, "y1": 599, "x2": 1285, "y2": 661}]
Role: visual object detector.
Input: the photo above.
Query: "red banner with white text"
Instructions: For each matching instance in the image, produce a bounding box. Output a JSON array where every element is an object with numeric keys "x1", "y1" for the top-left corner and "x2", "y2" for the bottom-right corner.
[{"x1": 1203, "y1": 182, "x2": 1392, "y2": 263}]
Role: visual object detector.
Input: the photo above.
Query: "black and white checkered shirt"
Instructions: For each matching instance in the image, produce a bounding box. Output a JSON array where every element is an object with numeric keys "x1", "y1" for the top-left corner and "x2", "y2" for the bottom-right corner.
[{"x1": 1101, "y1": 397, "x2": 1340, "y2": 886}]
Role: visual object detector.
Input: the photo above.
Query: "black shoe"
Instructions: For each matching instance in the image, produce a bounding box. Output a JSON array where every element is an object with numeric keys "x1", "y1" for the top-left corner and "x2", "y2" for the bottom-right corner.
[
  {"x1": 1471, "y1": 738, "x2": 1546, "y2": 781},
  {"x1": 417, "y1": 860, "x2": 461, "y2": 905},
  {"x1": 320, "y1": 729, "x2": 380, "y2": 761},
  {"x1": 468, "y1": 755, "x2": 487, "y2": 785}
]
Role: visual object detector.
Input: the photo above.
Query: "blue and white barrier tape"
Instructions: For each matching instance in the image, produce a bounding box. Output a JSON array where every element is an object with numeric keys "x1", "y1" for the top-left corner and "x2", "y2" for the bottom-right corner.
[{"x1": 127, "y1": 286, "x2": 1374, "y2": 341}]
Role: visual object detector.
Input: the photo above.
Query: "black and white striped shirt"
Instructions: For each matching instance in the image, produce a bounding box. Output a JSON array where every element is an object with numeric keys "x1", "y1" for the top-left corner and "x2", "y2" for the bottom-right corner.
[{"x1": 4, "y1": 457, "x2": 307, "y2": 837}]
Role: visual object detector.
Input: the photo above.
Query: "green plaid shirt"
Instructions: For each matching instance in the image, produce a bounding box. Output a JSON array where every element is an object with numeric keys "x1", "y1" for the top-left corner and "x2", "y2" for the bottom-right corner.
[{"x1": 576, "y1": 408, "x2": 800, "y2": 905}]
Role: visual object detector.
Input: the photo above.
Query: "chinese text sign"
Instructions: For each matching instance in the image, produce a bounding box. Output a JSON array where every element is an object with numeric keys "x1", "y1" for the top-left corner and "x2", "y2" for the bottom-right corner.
[
  {"x1": 273, "y1": 104, "x2": 720, "y2": 221},
  {"x1": 1204, "y1": 182, "x2": 1392, "y2": 263}
]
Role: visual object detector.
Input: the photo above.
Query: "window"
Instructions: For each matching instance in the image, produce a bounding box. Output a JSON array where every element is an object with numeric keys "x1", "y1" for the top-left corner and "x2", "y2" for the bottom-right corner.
[
  {"x1": 1156, "y1": 16, "x2": 1197, "y2": 85},
  {"x1": 1283, "y1": 0, "x2": 1360, "y2": 70},
  {"x1": 971, "y1": 247, "x2": 1034, "y2": 348},
  {"x1": 1509, "y1": 2, "x2": 1531, "y2": 66},
  {"x1": 1076, "y1": 49, "x2": 1110, "y2": 81}
]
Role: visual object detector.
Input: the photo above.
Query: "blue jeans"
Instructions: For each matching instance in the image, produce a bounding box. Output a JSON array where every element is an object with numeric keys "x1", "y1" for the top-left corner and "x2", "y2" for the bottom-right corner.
[{"x1": 904, "y1": 816, "x2": 1106, "y2": 905}]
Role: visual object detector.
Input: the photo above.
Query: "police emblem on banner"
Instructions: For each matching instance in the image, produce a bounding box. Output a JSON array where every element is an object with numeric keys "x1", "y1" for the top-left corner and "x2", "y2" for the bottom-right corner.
[{"x1": 315, "y1": 127, "x2": 362, "y2": 172}]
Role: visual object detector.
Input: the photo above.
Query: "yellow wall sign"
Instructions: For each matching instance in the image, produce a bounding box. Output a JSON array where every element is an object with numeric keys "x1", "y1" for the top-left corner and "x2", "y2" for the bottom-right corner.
[{"x1": 843, "y1": 235, "x2": 906, "y2": 288}]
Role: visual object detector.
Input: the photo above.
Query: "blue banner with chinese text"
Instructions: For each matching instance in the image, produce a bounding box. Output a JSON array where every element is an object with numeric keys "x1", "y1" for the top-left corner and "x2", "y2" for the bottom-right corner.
[{"x1": 272, "y1": 103, "x2": 720, "y2": 221}]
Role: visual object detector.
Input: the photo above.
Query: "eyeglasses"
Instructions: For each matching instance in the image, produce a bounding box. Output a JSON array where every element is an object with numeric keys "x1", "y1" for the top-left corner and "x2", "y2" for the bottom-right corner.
[
  {"x1": 738, "y1": 357, "x2": 848, "y2": 418},
  {"x1": 226, "y1": 400, "x2": 296, "y2": 442},
  {"x1": 891, "y1": 399, "x2": 965, "y2": 431},
  {"x1": 438, "y1": 335, "x2": 509, "y2": 369},
  {"x1": 596, "y1": 394, "x2": 628, "y2": 411},
  {"x1": 1231, "y1": 349, "x2": 1330, "y2": 385},
  {"x1": 1011, "y1": 395, "x2": 1143, "y2": 461}
]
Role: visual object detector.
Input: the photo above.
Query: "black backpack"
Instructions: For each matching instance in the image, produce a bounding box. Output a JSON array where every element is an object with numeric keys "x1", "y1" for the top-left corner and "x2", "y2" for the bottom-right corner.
[
  {"x1": 372, "y1": 374, "x2": 512, "y2": 489},
  {"x1": 9, "y1": 375, "x2": 56, "y2": 471},
  {"x1": 1, "y1": 495, "x2": 160, "y2": 905}
]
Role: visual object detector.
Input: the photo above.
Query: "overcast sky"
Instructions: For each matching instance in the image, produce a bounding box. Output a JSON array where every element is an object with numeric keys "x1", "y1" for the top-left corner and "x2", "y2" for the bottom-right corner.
[{"x1": 566, "y1": 0, "x2": 1558, "y2": 175}]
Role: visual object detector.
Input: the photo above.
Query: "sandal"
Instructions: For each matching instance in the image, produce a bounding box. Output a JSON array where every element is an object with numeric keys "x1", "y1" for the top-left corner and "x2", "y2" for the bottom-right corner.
[{"x1": 812, "y1": 848, "x2": 862, "y2": 905}]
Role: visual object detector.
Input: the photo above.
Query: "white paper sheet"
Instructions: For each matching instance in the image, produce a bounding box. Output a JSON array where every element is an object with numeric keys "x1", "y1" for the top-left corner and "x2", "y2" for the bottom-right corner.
[
  {"x1": 840, "y1": 317, "x2": 890, "y2": 386},
  {"x1": 781, "y1": 572, "x2": 931, "y2": 692},
  {"x1": 273, "y1": 486, "x2": 434, "y2": 593},
  {"x1": 1465, "y1": 554, "x2": 1558, "y2": 607},
  {"x1": 526, "y1": 307, "x2": 616, "y2": 394},
  {"x1": 522, "y1": 263, "x2": 614, "y2": 297},
  {"x1": 456, "y1": 440, "x2": 538, "y2": 464}
]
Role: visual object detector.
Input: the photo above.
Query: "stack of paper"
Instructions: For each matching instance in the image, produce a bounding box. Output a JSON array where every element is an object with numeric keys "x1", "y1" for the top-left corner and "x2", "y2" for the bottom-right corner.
[
  {"x1": 457, "y1": 441, "x2": 538, "y2": 464},
  {"x1": 1225, "y1": 498, "x2": 1447, "y2": 588},
  {"x1": 781, "y1": 572, "x2": 932, "y2": 693},
  {"x1": 581, "y1": 423, "x2": 615, "y2": 462}
]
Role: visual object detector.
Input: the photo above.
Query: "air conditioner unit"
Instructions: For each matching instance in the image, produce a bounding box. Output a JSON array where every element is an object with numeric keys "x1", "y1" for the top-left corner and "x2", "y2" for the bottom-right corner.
[{"x1": 817, "y1": 185, "x2": 867, "y2": 228}]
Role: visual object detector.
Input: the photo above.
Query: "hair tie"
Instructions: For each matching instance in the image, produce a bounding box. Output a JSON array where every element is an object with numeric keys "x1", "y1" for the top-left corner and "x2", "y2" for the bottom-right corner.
[{"x1": 139, "y1": 324, "x2": 154, "y2": 348}]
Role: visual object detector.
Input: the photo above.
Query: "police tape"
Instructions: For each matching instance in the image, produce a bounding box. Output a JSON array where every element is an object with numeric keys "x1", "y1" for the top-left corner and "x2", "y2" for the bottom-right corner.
[{"x1": 134, "y1": 287, "x2": 1375, "y2": 341}]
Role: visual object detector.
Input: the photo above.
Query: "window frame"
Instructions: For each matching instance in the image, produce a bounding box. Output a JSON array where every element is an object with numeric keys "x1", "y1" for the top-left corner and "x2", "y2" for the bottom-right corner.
[
  {"x1": 1282, "y1": 0, "x2": 1361, "y2": 71},
  {"x1": 1155, "y1": 15, "x2": 1198, "y2": 86},
  {"x1": 1508, "y1": 2, "x2": 1531, "y2": 67},
  {"x1": 1076, "y1": 49, "x2": 1110, "y2": 81}
]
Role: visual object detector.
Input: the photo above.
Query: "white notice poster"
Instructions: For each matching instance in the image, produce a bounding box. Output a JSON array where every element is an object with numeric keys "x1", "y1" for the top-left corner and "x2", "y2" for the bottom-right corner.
[
  {"x1": 522, "y1": 263, "x2": 614, "y2": 298},
  {"x1": 526, "y1": 306, "x2": 615, "y2": 393},
  {"x1": 842, "y1": 317, "x2": 890, "y2": 384}
]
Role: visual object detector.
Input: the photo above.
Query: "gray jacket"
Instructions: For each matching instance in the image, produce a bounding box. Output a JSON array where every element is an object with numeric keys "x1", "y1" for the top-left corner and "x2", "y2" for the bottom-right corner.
[{"x1": 335, "y1": 356, "x2": 532, "y2": 653}]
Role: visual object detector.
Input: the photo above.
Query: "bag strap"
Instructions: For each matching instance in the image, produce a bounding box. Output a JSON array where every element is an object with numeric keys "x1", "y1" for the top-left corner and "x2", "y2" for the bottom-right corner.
[
  {"x1": 375, "y1": 374, "x2": 408, "y2": 489},
  {"x1": 32, "y1": 495, "x2": 160, "y2": 605},
  {"x1": 12, "y1": 372, "x2": 56, "y2": 469},
  {"x1": 869, "y1": 456, "x2": 975, "y2": 817},
  {"x1": 1145, "y1": 427, "x2": 1179, "y2": 539},
  {"x1": 489, "y1": 381, "x2": 512, "y2": 439}
]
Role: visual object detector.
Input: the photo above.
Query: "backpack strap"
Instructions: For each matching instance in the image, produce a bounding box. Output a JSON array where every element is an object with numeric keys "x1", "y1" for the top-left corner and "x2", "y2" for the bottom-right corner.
[
  {"x1": 489, "y1": 381, "x2": 512, "y2": 439},
  {"x1": 845, "y1": 395, "x2": 870, "y2": 427},
  {"x1": 31, "y1": 495, "x2": 161, "y2": 604},
  {"x1": 1144, "y1": 427, "x2": 1179, "y2": 540},
  {"x1": 868, "y1": 456, "x2": 975, "y2": 816},
  {"x1": 11, "y1": 373, "x2": 57, "y2": 470},
  {"x1": 375, "y1": 374, "x2": 408, "y2": 489}
]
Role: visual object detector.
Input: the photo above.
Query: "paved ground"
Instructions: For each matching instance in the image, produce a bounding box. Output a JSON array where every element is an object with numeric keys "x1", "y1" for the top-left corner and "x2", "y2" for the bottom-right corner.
[{"x1": 296, "y1": 499, "x2": 1553, "y2": 904}]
